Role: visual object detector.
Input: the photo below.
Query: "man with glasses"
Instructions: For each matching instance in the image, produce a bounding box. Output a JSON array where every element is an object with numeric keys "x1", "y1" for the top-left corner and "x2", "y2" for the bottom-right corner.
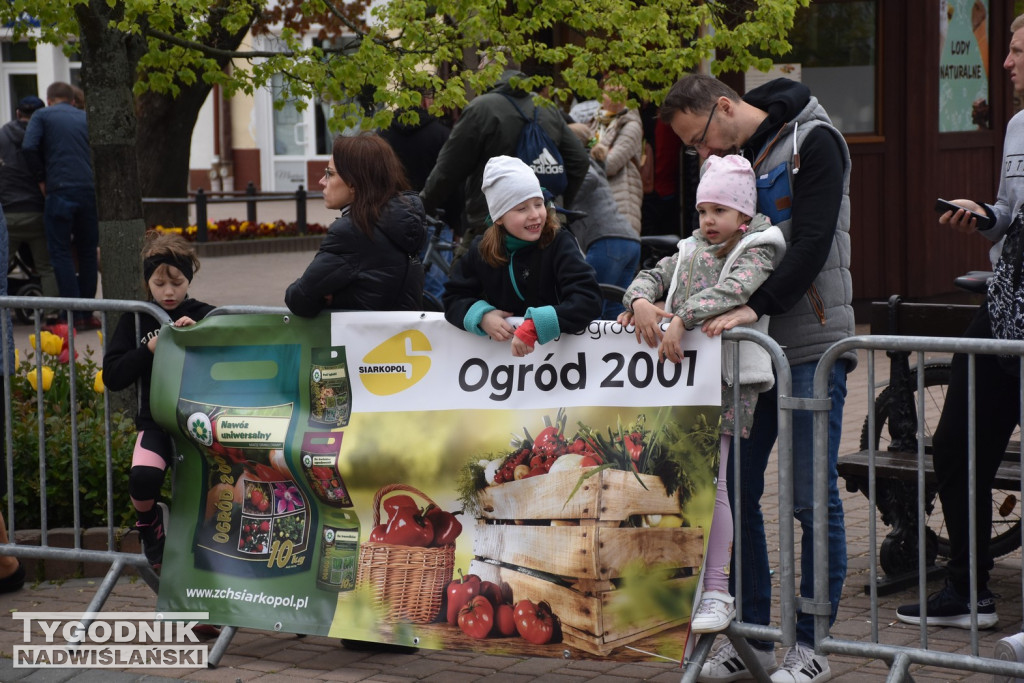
[{"x1": 659, "y1": 74, "x2": 854, "y2": 683}]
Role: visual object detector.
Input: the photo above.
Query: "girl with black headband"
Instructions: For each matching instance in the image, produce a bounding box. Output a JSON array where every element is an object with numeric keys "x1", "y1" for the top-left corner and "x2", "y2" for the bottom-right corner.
[{"x1": 103, "y1": 232, "x2": 215, "y2": 570}]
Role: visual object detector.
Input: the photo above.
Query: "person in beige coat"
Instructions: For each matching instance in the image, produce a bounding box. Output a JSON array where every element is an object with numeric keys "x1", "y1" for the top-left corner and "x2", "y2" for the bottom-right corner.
[{"x1": 589, "y1": 82, "x2": 645, "y2": 235}]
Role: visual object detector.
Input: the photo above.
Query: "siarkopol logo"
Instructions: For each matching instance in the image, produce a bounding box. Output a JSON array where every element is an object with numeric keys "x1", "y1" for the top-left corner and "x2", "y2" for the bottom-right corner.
[{"x1": 357, "y1": 330, "x2": 431, "y2": 395}]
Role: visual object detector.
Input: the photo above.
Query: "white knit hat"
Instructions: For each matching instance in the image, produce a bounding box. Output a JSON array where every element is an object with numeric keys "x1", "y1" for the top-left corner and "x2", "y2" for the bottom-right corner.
[
  {"x1": 696, "y1": 154, "x2": 757, "y2": 218},
  {"x1": 482, "y1": 155, "x2": 544, "y2": 223}
]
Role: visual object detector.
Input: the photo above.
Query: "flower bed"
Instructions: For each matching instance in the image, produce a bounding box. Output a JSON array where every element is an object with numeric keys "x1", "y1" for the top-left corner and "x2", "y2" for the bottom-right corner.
[{"x1": 153, "y1": 218, "x2": 329, "y2": 242}]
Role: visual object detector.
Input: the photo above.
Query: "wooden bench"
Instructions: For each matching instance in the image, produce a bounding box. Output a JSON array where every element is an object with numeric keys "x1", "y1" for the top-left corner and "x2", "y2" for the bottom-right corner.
[{"x1": 839, "y1": 449, "x2": 1021, "y2": 489}]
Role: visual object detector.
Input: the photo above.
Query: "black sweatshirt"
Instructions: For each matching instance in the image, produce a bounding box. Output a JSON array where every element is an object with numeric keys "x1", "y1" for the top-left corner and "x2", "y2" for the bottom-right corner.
[
  {"x1": 103, "y1": 298, "x2": 215, "y2": 430},
  {"x1": 740, "y1": 79, "x2": 845, "y2": 319}
]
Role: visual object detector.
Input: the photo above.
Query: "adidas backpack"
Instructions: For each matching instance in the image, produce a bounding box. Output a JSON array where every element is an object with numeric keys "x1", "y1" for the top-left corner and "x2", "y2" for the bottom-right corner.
[{"x1": 501, "y1": 94, "x2": 568, "y2": 198}]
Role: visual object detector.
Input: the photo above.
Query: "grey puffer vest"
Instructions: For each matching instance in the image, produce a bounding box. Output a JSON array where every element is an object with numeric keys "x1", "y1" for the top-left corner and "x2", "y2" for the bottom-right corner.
[{"x1": 753, "y1": 98, "x2": 857, "y2": 369}]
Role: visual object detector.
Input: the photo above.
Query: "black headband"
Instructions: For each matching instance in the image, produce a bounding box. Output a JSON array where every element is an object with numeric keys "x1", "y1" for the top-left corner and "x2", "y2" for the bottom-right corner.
[{"x1": 144, "y1": 254, "x2": 194, "y2": 283}]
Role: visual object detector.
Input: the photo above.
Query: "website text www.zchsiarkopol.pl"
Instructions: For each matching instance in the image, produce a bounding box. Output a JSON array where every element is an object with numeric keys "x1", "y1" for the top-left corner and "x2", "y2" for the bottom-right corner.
[{"x1": 185, "y1": 586, "x2": 309, "y2": 610}]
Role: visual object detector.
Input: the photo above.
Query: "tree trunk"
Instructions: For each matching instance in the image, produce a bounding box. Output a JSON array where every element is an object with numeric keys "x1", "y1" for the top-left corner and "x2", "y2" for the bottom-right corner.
[
  {"x1": 137, "y1": 88, "x2": 214, "y2": 229},
  {"x1": 75, "y1": 0, "x2": 146, "y2": 415},
  {"x1": 76, "y1": 0, "x2": 147, "y2": 304}
]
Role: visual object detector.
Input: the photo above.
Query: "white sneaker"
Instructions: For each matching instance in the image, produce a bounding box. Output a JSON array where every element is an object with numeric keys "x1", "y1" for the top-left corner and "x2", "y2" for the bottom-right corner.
[
  {"x1": 993, "y1": 632, "x2": 1024, "y2": 683},
  {"x1": 691, "y1": 591, "x2": 736, "y2": 634},
  {"x1": 697, "y1": 640, "x2": 777, "y2": 682},
  {"x1": 770, "y1": 643, "x2": 831, "y2": 683}
]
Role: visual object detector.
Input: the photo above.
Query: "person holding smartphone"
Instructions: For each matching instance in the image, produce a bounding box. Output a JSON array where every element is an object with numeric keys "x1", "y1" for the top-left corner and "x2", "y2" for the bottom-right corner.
[{"x1": 896, "y1": 15, "x2": 1024, "y2": 650}]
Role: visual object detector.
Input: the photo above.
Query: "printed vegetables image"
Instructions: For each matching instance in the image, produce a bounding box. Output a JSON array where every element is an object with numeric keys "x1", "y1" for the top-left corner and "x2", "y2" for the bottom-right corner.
[
  {"x1": 368, "y1": 490, "x2": 463, "y2": 548},
  {"x1": 444, "y1": 569, "x2": 560, "y2": 642},
  {"x1": 451, "y1": 407, "x2": 717, "y2": 656},
  {"x1": 238, "y1": 517, "x2": 271, "y2": 553},
  {"x1": 460, "y1": 409, "x2": 720, "y2": 516},
  {"x1": 446, "y1": 570, "x2": 481, "y2": 624}
]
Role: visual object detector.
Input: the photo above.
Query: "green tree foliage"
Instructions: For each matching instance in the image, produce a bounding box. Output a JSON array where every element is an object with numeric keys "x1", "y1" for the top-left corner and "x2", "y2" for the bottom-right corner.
[
  {"x1": 0, "y1": 0, "x2": 808, "y2": 300},
  {"x1": 1, "y1": 0, "x2": 809, "y2": 129}
]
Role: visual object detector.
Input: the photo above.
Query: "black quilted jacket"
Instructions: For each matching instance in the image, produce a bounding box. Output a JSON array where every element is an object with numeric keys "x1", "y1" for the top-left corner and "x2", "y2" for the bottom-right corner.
[{"x1": 285, "y1": 192, "x2": 427, "y2": 316}]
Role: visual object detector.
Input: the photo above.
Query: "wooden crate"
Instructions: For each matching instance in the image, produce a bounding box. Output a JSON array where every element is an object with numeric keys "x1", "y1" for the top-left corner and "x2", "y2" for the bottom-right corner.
[
  {"x1": 474, "y1": 468, "x2": 684, "y2": 521},
  {"x1": 470, "y1": 468, "x2": 705, "y2": 656},
  {"x1": 469, "y1": 548, "x2": 700, "y2": 656},
  {"x1": 473, "y1": 524, "x2": 703, "y2": 581}
]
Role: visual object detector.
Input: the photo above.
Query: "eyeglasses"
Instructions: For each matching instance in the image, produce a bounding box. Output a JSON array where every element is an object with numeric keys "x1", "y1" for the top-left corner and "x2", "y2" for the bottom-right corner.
[
  {"x1": 684, "y1": 102, "x2": 718, "y2": 156},
  {"x1": 323, "y1": 167, "x2": 337, "y2": 180}
]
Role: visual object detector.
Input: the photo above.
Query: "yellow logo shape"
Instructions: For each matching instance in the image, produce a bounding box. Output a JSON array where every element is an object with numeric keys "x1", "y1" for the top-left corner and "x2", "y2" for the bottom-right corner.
[{"x1": 359, "y1": 330, "x2": 432, "y2": 395}]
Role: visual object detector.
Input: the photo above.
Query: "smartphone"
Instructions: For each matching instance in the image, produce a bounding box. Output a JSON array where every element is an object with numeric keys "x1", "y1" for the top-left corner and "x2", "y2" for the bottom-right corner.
[{"x1": 935, "y1": 198, "x2": 993, "y2": 230}]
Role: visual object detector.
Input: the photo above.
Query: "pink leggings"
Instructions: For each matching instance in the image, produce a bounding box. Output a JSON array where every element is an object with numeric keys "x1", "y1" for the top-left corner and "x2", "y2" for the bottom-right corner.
[
  {"x1": 702, "y1": 435, "x2": 733, "y2": 593},
  {"x1": 130, "y1": 430, "x2": 171, "y2": 514}
]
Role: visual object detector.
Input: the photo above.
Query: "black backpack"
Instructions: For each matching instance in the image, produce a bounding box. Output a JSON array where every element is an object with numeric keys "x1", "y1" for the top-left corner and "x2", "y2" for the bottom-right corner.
[{"x1": 501, "y1": 94, "x2": 568, "y2": 198}]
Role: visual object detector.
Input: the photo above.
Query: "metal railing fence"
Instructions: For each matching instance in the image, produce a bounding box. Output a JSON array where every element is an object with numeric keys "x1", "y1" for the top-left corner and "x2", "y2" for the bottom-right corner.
[
  {"x1": 142, "y1": 183, "x2": 325, "y2": 241},
  {"x1": 814, "y1": 334, "x2": 1024, "y2": 681}
]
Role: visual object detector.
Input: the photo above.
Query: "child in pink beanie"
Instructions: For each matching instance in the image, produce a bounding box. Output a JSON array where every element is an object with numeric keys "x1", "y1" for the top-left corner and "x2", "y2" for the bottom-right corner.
[{"x1": 619, "y1": 154, "x2": 786, "y2": 634}]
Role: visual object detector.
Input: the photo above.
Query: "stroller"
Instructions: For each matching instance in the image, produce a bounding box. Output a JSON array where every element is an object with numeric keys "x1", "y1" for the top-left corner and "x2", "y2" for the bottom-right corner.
[{"x1": 6, "y1": 243, "x2": 43, "y2": 324}]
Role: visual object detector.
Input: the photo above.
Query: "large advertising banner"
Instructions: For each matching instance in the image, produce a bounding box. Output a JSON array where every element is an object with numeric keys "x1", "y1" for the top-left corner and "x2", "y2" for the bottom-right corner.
[{"x1": 151, "y1": 312, "x2": 722, "y2": 662}]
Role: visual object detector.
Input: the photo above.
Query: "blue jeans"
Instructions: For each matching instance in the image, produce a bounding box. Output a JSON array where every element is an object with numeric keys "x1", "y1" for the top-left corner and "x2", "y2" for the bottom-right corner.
[
  {"x1": 44, "y1": 186, "x2": 99, "y2": 321},
  {"x1": 585, "y1": 237, "x2": 640, "y2": 319},
  {"x1": 728, "y1": 358, "x2": 849, "y2": 648}
]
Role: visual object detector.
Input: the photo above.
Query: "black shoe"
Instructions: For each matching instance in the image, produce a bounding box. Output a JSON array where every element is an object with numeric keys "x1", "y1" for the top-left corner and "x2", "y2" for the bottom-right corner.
[
  {"x1": 136, "y1": 502, "x2": 168, "y2": 570},
  {"x1": 340, "y1": 639, "x2": 418, "y2": 654},
  {"x1": 896, "y1": 579, "x2": 998, "y2": 629},
  {"x1": 0, "y1": 561, "x2": 25, "y2": 594}
]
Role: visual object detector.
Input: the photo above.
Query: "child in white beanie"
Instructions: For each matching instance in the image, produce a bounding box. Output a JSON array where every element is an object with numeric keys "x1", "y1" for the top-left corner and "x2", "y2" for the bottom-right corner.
[
  {"x1": 442, "y1": 155, "x2": 602, "y2": 356},
  {"x1": 618, "y1": 154, "x2": 786, "y2": 634}
]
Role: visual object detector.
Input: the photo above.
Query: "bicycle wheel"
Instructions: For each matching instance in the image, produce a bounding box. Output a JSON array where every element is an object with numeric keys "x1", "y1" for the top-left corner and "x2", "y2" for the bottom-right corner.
[{"x1": 859, "y1": 362, "x2": 1022, "y2": 559}]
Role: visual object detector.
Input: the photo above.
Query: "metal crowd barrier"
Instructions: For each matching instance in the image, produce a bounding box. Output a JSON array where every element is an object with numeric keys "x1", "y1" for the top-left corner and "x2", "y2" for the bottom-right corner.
[
  {"x1": 681, "y1": 326, "x2": 797, "y2": 682},
  {"x1": 0, "y1": 299, "x2": 800, "y2": 671},
  {"x1": 0, "y1": 298, "x2": 169, "y2": 617},
  {"x1": 814, "y1": 334, "x2": 1024, "y2": 681}
]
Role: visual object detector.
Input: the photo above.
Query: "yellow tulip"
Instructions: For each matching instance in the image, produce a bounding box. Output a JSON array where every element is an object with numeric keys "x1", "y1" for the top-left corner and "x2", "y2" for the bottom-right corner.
[
  {"x1": 40, "y1": 330, "x2": 63, "y2": 356},
  {"x1": 97, "y1": 330, "x2": 103, "y2": 345},
  {"x1": 27, "y1": 366, "x2": 54, "y2": 391},
  {"x1": 29, "y1": 333, "x2": 37, "y2": 350},
  {"x1": 93, "y1": 370, "x2": 104, "y2": 393},
  {"x1": 15, "y1": 348, "x2": 20, "y2": 365}
]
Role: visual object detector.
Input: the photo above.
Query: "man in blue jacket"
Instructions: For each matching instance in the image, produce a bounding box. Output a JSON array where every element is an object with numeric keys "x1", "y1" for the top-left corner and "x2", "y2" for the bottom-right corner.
[{"x1": 22, "y1": 81, "x2": 100, "y2": 331}]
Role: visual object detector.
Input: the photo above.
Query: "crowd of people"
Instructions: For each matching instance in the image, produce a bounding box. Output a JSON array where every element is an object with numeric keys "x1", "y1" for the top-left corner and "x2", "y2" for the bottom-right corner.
[
  {"x1": 274, "y1": 60, "x2": 854, "y2": 681},
  {"x1": 5, "y1": 19, "x2": 1024, "y2": 681}
]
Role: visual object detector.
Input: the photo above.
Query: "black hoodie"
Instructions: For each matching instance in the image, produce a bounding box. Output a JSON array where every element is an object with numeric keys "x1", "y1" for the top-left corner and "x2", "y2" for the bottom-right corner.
[{"x1": 740, "y1": 79, "x2": 846, "y2": 320}]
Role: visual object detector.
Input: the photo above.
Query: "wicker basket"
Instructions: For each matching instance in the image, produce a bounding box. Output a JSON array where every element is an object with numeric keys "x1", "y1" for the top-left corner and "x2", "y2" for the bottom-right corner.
[{"x1": 356, "y1": 483, "x2": 455, "y2": 624}]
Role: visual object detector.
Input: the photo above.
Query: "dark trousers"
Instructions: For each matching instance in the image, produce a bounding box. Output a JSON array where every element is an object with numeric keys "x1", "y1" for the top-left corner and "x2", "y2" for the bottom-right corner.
[
  {"x1": 44, "y1": 186, "x2": 99, "y2": 322},
  {"x1": 933, "y1": 304, "x2": 1021, "y2": 593}
]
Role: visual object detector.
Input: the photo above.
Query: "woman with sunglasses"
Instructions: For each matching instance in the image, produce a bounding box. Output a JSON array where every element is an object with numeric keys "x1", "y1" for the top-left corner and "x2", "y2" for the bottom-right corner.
[{"x1": 285, "y1": 132, "x2": 427, "y2": 316}]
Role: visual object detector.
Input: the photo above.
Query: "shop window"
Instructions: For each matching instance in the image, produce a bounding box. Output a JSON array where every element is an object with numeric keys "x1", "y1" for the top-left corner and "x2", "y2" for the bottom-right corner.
[
  {"x1": 938, "y1": 0, "x2": 990, "y2": 131},
  {"x1": 7, "y1": 73, "x2": 38, "y2": 119},
  {"x1": 748, "y1": 1, "x2": 878, "y2": 135}
]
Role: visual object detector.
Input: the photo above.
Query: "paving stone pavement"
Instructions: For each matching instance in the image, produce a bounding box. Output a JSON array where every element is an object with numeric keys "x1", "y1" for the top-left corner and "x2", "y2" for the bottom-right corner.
[{"x1": 2, "y1": 242, "x2": 1023, "y2": 681}]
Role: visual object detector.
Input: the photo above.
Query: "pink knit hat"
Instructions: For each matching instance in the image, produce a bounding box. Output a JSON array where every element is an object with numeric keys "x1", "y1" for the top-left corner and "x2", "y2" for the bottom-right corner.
[{"x1": 695, "y1": 154, "x2": 757, "y2": 218}]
